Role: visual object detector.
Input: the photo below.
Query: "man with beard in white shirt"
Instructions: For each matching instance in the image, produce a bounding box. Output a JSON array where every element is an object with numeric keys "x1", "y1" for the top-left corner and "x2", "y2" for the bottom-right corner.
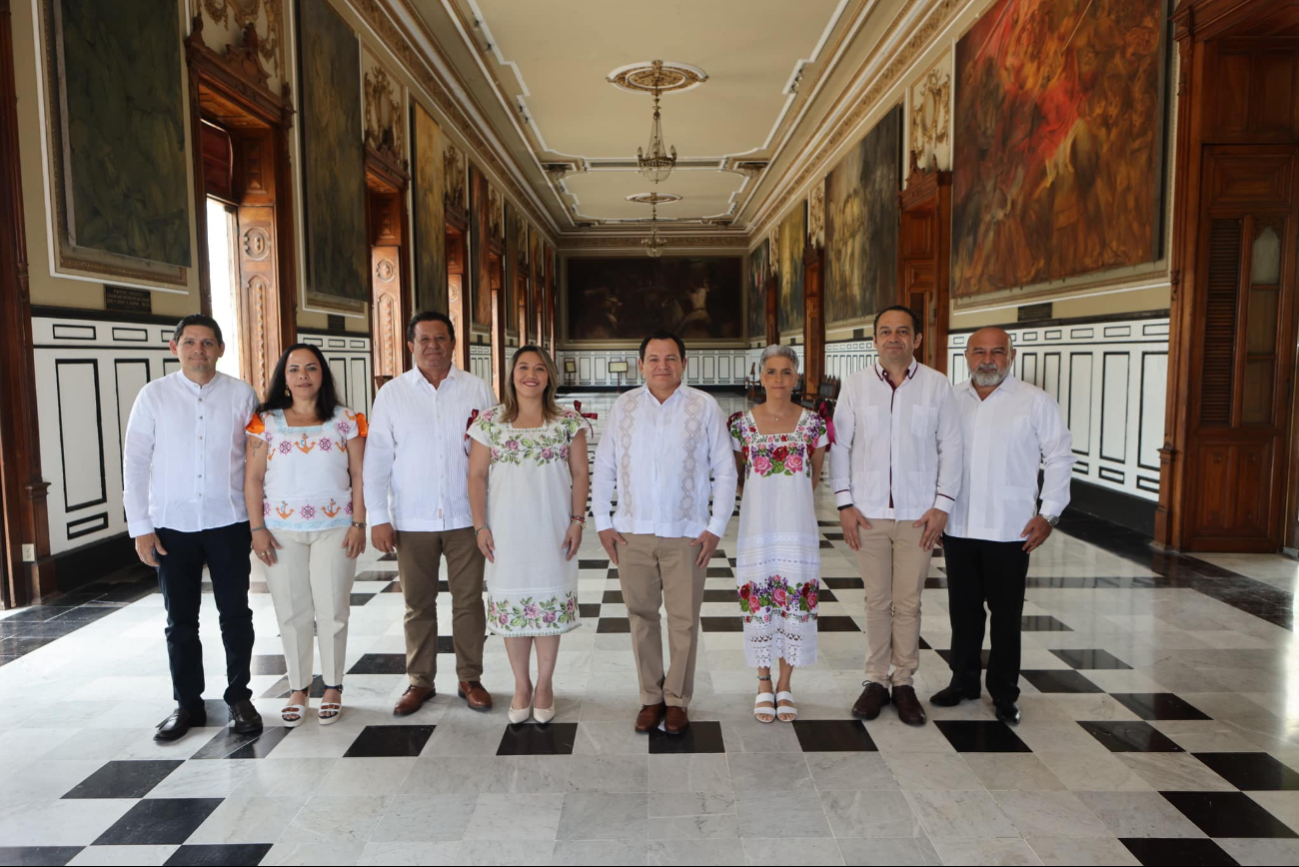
[{"x1": 931, "y1": 326, "x2": 1073, "y2": 724}]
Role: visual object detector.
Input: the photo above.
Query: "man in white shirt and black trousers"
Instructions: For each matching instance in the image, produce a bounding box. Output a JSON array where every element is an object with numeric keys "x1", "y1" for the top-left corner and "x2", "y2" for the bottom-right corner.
[
  {"x1": 932, "y1": 326, "x2": 1073, "y2": 724},
  {"x1": 124, "y1": 314, "x2": 262, "y2": 742},
  {"x1": 832, "y1": 306, "x2": 962, "y2": 726}
]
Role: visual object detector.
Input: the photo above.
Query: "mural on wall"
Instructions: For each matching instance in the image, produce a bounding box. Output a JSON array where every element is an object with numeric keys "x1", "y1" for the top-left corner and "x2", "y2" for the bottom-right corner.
[
  {"x1": 298, "y1": 0, "x2": 367, "y2": 305},
  {"x1": 51, "y1": 0, "x2": 191, "y2": 270},
  {"x1": 825, "y1": 105, "x2": 902, "y2": 326},
  {"x1": 951, "y1": 0, "x2": 1164, "y2": 297},
  {"x1": 566, "y1": 257, "x2": 743, "y2": 342},
  {"x1": 775, "y1": 204, "x2": 806, "y2": 334},
  {"x1": 411, "y1": 101, "x2": 447, "y2": 314},
  {"x1": 748, "y1": 240, "x2": 768, "y2": 341},
  {"x1": 470, "y1": 165, "x2": 493, "y2": 328}
]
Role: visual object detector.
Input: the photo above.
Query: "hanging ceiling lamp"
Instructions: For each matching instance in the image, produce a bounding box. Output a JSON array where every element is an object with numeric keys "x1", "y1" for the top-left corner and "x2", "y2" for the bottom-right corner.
[
  {"x1": 637, "y1": 60, "x2": 678, "y2": 184},
  {"x1": 642, "y1": 198, "x2": 666, "y2": 258}
]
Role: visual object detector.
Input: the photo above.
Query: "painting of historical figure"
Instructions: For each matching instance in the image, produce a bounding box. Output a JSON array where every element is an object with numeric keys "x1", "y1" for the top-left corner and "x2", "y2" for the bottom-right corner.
[
  {"x1": 54, "y1": 0, "x2": 190, "y2": 267},
  {"x1": 298, "y1": 0, "x2": 367, "y2": 303},
  {"x1": 566, "y1": 257, "x2": 743, "y2": 342},
  {"x1": 411, "y1": 102, "x2": 447, "y2": 314},
  {"x1": 775, "y1": 204, "x2": 806, "y2": 334},
  {"x1": 951, "y1": 0, "x2": 1164, "y2": 296},
  {"x1": 748, "y1": 240, "x2": 768, "y2": 340},
  {"x1": 825, "y1": 106, "x2": 902, "y2": 324}
]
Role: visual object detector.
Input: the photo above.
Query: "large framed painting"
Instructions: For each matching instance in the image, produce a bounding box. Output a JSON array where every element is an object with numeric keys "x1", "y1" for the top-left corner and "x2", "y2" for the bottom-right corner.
[
  {"x1": 565, "y1": 257, "x2": 743, "y2": 342},
  {"x1": 825, "y1": 106, "x2": 902, "y2": 325},
  {"x1": 298, "y1": 0, "x2": 367, "y2": 309},
  {"x1": 951, "y1": 0, "x2": 1165, "y2": 297},
  {"x1": 748, "y1": 240, "x2": 768, "y2": 341},
  {"x1": 775, "y1": 204, "x2": 806, "y2": 334},
  {"x1": 411, "y1": 101, "x2": 447, "y2": 314},
  {"x1": 42, "y1": 0, "x2": 191, "y2": 286}
]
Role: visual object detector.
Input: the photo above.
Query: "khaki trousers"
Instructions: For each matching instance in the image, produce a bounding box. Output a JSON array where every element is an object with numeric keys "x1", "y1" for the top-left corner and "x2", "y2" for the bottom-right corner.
[
  {"x1": 854, "y1": 519, "x2": 934, "y2": 688},
  {"x1": 618, "y1": 534, "x2": 707, "y2": 708},
  {"x1": 263, "y1": 527, "x2": 357, "y2": 689},
  {"x1": 395, "y1": 528, "x2": 486, "y2": 688}
]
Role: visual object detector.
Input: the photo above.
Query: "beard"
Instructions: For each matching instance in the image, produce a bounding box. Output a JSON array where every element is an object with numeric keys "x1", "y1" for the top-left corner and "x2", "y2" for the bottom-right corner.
[{"x1": 971, "y1": 364, "x2": 1010, "y2": 388}]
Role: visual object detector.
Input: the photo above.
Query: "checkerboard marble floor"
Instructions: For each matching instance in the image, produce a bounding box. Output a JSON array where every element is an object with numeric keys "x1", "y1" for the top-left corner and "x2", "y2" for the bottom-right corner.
[{"x1": 2, "y1": 392, "x2": 1299, "y2": 866}]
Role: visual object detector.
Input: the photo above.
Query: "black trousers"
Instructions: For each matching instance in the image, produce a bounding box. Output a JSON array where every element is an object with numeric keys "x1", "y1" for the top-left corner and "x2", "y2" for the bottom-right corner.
[
  {"x1": 156, "y1": 523, "x2": 254, "y2": 711},
  {"x1": 941, "y1": 534, "x2": 1029, "y2": 702}
]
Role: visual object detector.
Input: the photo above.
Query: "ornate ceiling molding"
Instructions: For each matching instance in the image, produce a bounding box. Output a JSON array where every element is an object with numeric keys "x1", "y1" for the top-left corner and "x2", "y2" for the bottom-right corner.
[
  {"x1": 558, "y1": 234, "x2": 748, "y2": 250},
  {"x1": 626, "y1": 192, "x2": 683, "y2": 205},
  {"x1": 606, "y1": 60, "x2": 709, "y2": 94}
]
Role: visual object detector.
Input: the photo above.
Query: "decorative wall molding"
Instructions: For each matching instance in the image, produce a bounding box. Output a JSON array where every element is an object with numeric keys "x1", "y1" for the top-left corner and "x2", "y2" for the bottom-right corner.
[
  {"x1": 363, "y1": 61, "x2": 407, "y2": 170},
  {"x1": 557, "y1": 348, "x2": 753, "y2": 389},
  {"x1": 909, "y1": 53, "x2": 951, "y2": 172},
  {"x1": 469, "y1": 342, "x2": 492, "y2": 385},
  {"x1": 557, "y1": 234, "x2": 748, "y2": 250},
  {"x1": 192, "y1": 0, "x2": 286, "y2": 87}
]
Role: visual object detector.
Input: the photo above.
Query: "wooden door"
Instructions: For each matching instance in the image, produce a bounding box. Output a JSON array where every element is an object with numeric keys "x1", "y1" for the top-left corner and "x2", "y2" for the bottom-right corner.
[
  {"x1": 899, "y1": 169, "x2": 951, "y2": 373},
  {"x1": 371, "y1": 245, "x2": 403, "y2": 389},
  {"x1": 803, "y1": 246, "x2": 825, "y2": 397},
  {"x1": 446, "y1": 224, "x2": 470, "y2": 370},
  {"x1": 1183, "y1": 145, "x2": 1298, "y2": 551}
]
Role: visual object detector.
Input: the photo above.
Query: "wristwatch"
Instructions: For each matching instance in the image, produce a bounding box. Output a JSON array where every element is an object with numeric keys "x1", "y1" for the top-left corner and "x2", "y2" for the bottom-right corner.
[
  {"x1": 351, "y1": 521, "x2": 366, "y2": 529},
  {"x1": 1041, "y1": 514, "x2": 1059, "y2": 527}
]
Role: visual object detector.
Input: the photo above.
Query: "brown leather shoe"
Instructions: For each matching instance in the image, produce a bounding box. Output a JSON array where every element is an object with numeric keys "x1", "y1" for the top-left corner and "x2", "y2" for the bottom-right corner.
[
  {"x1": 664, "y1": 706, "x2": 690, "y2": 735},
  {"x1": 852, "y1": 682, "x2": 889, "y2": 720},
  {"x1": 891, "y1": 685, "x2": 928, "y2": 726},
  {"x1": 393, "y1": 685, "x2": 435, "y2": 716},
  {"x1": 458, "y1": 681, "x2": 493, "y2": 712},
  {"x1": 634, "y1": 702, "x2": 666, "y2": 733}
]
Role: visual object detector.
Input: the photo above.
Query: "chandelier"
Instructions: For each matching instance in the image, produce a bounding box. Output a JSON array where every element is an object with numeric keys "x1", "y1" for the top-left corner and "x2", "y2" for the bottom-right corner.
[
  {"x1": 642, "y1": 198, "x2": 666, "y2": 258},
  {"x1": 637, "y1": 61, "x2": 677, "y2": 184}
]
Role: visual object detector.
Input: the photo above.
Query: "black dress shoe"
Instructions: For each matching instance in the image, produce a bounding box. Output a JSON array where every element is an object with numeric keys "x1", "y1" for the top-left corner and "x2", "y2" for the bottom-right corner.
[
  {"x1": 852, "y1": 682, "x2": 890, "y2": 720},
  {"x1": 994, "y1": 700, "x2": 1021, "y2": 725},
  {"x1": 154, "y1": 707, "x2": 206, "y2": 741},
  {"x1": 891, "y1": 685, "x2": 928, "y2": 726},
  {"x1": 229, "y1": 699, "x2": 264, "y2": 734},
  {"x1": 930, "y1": 685, "x2": 980, "y2": 707}
]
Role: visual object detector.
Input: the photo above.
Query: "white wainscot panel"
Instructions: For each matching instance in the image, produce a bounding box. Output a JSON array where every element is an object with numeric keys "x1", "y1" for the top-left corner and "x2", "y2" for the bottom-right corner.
[
  {"x1": 558, "y1": 348, "x2": 742, "y2": 388},
  {"x1": 300, "y1": 333, "x2": 372, "y2": 416}
]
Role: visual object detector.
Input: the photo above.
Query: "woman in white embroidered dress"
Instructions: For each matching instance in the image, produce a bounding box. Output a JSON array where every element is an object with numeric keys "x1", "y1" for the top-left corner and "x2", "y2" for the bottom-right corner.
[
  {"x1": 468, "y1": 346, "x2": 589, "y2": 724},
  {"x1": 731, "y1": 344, "x2": 828, "y2": 723},
  {"x1": 244, "y1": 344, "x2": 367, "y2": 727}
]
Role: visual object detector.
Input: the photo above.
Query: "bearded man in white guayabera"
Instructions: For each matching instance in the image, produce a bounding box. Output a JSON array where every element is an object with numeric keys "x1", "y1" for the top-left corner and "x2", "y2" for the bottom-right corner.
[
  {"x1": 468, "y1": 345, "x2": 590, "y2": 725},
  {"x1": 729, "y1": 344, "x2": 828, "y2": 725},
  {"x1": 932, "y1": 326, "x2": 1074, "y2": 725},
  {"x1": 591, "y1": 331, "x2": 738, "y2": 736}
]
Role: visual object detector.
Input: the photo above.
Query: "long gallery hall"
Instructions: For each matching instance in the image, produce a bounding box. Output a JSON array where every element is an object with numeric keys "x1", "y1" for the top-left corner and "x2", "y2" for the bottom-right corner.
[{"x1": 1, "y1": 1, "x2": 1298, "y2": 865}]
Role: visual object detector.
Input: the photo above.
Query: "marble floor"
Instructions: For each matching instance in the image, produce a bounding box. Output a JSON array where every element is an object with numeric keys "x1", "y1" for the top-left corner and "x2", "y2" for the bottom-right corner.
[{"x1": 2, "y1": 392, "x2": 1298, "y2": 866}]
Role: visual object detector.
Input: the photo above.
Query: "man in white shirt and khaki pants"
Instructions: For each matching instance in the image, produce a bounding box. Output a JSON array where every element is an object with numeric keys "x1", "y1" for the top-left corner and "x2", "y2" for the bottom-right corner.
[
  {"x1": 832, "y1": 306, "x2": 962, "y2": 726},
  {"x1": 933, "y1": 327, "x2": 1073, "y2": 724}
]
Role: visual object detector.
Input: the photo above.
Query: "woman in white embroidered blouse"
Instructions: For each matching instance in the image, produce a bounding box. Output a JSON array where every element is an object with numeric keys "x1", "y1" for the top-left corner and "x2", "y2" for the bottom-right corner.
[
  {"x1": 244, "y1": 344, "x2": 367, "y2": 727},
  {"x1": 468, "y1": 346, "x2": 589, "y2": 724},
  {"x1": 730, "y1": 345, "x2": 828, "y2": 723}
]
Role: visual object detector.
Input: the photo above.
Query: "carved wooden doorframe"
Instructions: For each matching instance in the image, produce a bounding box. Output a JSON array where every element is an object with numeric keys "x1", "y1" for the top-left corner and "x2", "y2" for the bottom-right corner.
[
  {"x1": 898, "y1": 164, "x2": 951, "y2": 374},
  {"x1": 365, "y1": 143, "x2": 411, "y2": 392}
]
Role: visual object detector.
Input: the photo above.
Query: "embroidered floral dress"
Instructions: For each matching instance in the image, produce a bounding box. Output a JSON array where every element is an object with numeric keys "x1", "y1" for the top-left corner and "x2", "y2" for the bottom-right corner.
[
  {"x1": 469, "y1": 406, "x2": 583, "y2": 637},
  {"x1": 246, "y1": 406, "x2": 367, "y2": 532},
  {"x1": 730, "y1": 409, "x2": 828, "y2": 668}
]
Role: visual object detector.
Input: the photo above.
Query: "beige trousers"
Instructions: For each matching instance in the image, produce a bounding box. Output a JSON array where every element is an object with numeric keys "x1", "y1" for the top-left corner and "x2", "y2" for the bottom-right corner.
[
  {"x1": 854, "y1": 519, "x2": 934, "y2": 688},
  {"x1": 263, "y1": 527, "x2": 357, "y2": 689},
  {"x1": 618, "y1": 534, "x2": 708, "y2": 708},
  {"x1": 395, "y1": 528, "x2": 486, "y2": 688}
]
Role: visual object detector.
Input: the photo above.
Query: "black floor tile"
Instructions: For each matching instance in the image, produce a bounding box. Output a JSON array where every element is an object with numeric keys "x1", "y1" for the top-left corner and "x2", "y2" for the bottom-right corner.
[
  {"x1": 93, "y1": 798, "x2": 224, "y2": 845},
  {"x1": 818, "y1": 587, "x2": 838, "y2": 603},
  {"x1": 647, "y1": 720, "x2": 725, "y2": 754},
  {"x1": 791, "y1": 719, "x2": 877, "y2": 752},
  {"x1": 711, "y1": 550, "x2": 728, "y2": 560},
  {"x1": 200, "y1": 700, "x2": 233, "y2": 726},
  {"x1": 1119, "y1": 838, "x2": 1239, "y2": 867},
  {"x1": 818, "y1": 520, "x2": 839, "y2": 527},
  {"x1": 819, "y1": 540, "x2": 834, "y2": 549},
  {"x1": 191, "y1": 725, "x2": 292, "y2": 760},
  {"x1": 602, "y1": 590, "x2": 624, "y2": 604},
  {"x1": 703, "y1": 589, "x2": 737, "y2": 603},
  {"x1": 382, "y1": 581, "x2": 403, "y2": 593},
  {"x1": 924, "y1": 577, "x2": 948, "y2": 589},
  {"x1": 354, "y1": 570, "x2": 397, "y2": 581},
  {"x1": 496, "y1": 721, "x2": 578, "y2": 755},
  {"x1": 1049, "y1": 648, "x2": 1133, "y2": 670},
  {"x1": 936, "y1": 649, "x2": 993, "y2": 667},
  {"x1": 344, "y1": 724, "x2": 436, "y2": 757},
  {"x1": 822, "y1": 577, "x2": 863, "y2": 590},
  {"x1": 62, "y1": 760, "x2": 183, "y2": 799},
  {"x1": 1193, "y1": 752, "x2": 1299, "y2": 791},
  {"x1": 1018, "y1": 669, "x2": 1103, "y2": 693},
  {"x1": 1078, "y1": 721, "x2": 1185, "y2": 752},
  {"x1": 1162, "y1": 790, "x2": 1298, "y2": 838},
  {"x1": 597, "y1": 617, "x2": 630, "y2": 633},
  {"x1": 437, "y1": 635, "x2": 454, "y2": 654},
  {"x1": 579, "y1": 604, "x2": 601, "y2": 618},
  {"x1": 0, "y1": 848, "x2": 85, "y2": 866},
  {"x1": 918, "y1": 636, "x2": 932, "y2": 650},
  {"x1": 164, "y1": 844, "x2": 275, "y2": 866},
  {"x1": 347, "y1": 653, "x2": 408, "y2": 675},
  {"x1": 349, "y1": 593, "x2": 375, "y2": 606},
  {"x1": 822, "y1": 532, "x2": 845, "y2": 541},
  {"x1": 250, "y1": 655, "x2": 287, "y2": 676},
  {"x1": 705, "y1": 567, "x2": 734, "y2": 578},
  {"x1": 728, "y1": 558, "x2": 738, "y2": 567},
  {"x1": 817, "y1": 616, "x2": 862, "y2": 632},
  {"x1": 700, "y1": 617, "x2": 743, "y2": 632},
  {"x1": 1020, "y1": 615, "x2": 1073, "y2": 631},
  {"x1": 579, "y1": 559, "x2": 609, "y2": 569},
  {"x1": 1110, "y1": 693, "x2": 1212, "y2": 721},
  {"x1": 379, "y1": 552, "x2": 397, "y2": 561},
  {"x1": 934, "y1": 720, "x2": 1031, "y2": 752}
]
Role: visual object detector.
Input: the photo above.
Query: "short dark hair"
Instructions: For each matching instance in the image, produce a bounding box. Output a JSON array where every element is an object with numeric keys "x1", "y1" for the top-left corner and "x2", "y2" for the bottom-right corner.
[
  {"x1": 407, "y1": 311, "x2": 455, "y2": 343},
  {"x1": 173, "y1": 314, "x2": 223, "y2": 345},
  {"x1": 873, "y1": 305, "x2": 921, "y2": 335},
  {"x1": 639, "y1": 331, "x2": 686, "y2": 361},
  {"x1": 257, "y1": 343, "x2": 340, "y2": 422}
]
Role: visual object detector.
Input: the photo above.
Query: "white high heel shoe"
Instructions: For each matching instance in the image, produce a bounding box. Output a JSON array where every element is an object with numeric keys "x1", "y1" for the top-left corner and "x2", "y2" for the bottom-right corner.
[
  {"x1": 532, "y1": 705, "x2": 555, "y2": 724},
  {"x1": 507, "y1": 704, "x2": 532, "y2": 724}
]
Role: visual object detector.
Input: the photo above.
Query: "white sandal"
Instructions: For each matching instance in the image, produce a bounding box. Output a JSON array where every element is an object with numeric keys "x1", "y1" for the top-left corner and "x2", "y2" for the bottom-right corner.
[
  {"x1": 281, "y1": 704, "x2": 307, "y2": 728},
  {"x1": 753, "y1": 692, "x2": 777, "y2": 724},
  {"x1": 776, "y1": 691, "x2": 798, "y2": 722},
  {"x1": 318, "y1": 701, "x2": 342, "y2": 725}
]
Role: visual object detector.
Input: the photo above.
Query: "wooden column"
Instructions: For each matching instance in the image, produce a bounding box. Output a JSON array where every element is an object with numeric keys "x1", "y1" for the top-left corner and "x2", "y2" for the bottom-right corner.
[
  {"x1": 445, "y1": 204, "x2": 470, "y2": 370},
  {"x1": 0, "y1": 0, "x2": 52, "y2": 606},
  {"x1": 898, "y1": 162, "x2": 952, "y2": 373},
  {"x1": 764, "y1": 273, "x2": 779, "y2": 347},
  {"x1": 803, "y1": 244, "x2": 825, "y2": 396}
]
